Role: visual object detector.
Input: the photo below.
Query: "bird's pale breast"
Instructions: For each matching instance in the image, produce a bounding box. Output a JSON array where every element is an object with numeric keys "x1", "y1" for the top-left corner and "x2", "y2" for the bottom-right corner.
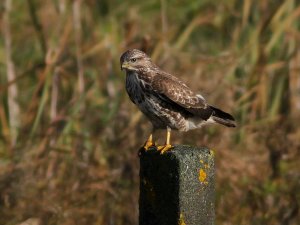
[{"x1": 125, "y1": 72, "x2": 188, "y2": 131}]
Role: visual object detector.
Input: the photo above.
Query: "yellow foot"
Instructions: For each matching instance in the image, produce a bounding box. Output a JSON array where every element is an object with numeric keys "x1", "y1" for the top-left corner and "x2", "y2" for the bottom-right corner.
[
  {"x1": 143, "y1": 140, "x2": 155, "y2": 151},
  {"x1": 157, "y1": 144, "x2": 173, "y2": 154}
]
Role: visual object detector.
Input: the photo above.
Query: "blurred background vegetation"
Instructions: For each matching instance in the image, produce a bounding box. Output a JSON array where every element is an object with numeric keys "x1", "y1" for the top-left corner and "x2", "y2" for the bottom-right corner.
[{"x1": 0, "y1": 0, "x2": 300, "y2": 224}]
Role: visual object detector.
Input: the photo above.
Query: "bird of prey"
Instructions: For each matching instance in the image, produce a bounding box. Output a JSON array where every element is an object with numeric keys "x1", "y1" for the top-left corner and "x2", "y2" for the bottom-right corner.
[{"x1": 120, "y1": 49, "x2": 236, "y2": 153}]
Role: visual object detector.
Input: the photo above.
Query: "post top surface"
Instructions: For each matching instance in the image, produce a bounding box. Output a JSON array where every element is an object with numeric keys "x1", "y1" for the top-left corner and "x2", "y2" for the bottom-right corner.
[{"x1": 140, "y1": 145, "x2": 212, "y2": 158}]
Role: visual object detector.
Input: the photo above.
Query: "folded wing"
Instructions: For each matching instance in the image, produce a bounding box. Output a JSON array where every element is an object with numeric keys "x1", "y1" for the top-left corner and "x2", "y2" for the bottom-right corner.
[{"x1": 151, "y1": 73, "x2": 213, "y2": 120}]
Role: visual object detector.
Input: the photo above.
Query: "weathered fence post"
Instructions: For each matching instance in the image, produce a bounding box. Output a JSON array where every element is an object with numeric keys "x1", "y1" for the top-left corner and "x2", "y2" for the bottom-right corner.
[{"x1": 139, "y1": 145, "x2": 215, "y2": 225}]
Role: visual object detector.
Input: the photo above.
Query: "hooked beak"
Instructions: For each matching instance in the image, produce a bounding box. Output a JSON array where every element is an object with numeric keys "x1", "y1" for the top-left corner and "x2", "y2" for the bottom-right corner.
[
  {"x1": 121, "y1": 61, "x2": 136, "y2": 71},
  {"x1": 121, "y1": 61, "x2": 130, "y2": 71}
]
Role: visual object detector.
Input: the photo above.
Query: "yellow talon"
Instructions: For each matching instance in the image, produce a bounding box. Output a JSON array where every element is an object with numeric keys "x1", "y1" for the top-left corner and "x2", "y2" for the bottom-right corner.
[
  {"x1": 157, "y1": 144, "x2": 173, "y2": 154},
  {"x1": 144, "y1": 140, "x2": 155, "y2": 151},
  {"x1": 157, "y1": 127, "x2": 173, "y2": 154},
  {"x1": 143, "y1": 134, "x2": 155, "y2": 151}
]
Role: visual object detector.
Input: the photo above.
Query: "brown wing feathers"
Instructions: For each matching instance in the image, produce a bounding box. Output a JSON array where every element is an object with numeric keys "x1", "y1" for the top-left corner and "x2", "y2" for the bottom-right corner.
[
  {"x1": 150, "y1": 74, "x2": 236, "y2": 127},
  {"x1": 151, "y1": 75, "x2": 213, "y2": 120}
]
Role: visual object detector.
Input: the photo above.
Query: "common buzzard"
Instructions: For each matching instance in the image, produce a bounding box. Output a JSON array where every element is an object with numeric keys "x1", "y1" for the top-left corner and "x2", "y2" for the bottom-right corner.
[{"x1": 120, "y1": 49, "x2": 235, "y2": 153}]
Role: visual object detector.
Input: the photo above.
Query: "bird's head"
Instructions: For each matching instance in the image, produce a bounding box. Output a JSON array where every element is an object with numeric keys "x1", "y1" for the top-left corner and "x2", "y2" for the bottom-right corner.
[{"x1": 120, "y1": 49, "x2": 152, "y2": 72}]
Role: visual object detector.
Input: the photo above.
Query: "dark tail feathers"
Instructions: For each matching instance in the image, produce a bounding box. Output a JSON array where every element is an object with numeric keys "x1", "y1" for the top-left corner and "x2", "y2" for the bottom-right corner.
[{"x1": 210, "y1": 105, "x2": 236, "y2": 127}]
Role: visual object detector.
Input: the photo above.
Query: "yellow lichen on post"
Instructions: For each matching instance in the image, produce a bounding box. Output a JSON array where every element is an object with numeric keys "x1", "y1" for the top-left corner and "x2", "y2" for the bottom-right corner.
[
  {"x1": 199, "y1": 159, "x2": 209, "y2": 185},
  {"x1": 198, "y1": 168, "x2": 208, "y2": 185},
  {"x1": 204, "y1": 163, "x2": 210, "y2": 169},
  {"x1": 199, "y1": 169, "x2": 206, "y2": 182},
  {"x1": 179, "y1": 213, "x2": 186, "y2": 225}
]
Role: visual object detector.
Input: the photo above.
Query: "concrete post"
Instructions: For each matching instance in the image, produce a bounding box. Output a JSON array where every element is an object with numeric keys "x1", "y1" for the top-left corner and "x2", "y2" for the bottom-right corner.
[{"x1": 139, "y1": 145, "x2": 215, "y2": 225}]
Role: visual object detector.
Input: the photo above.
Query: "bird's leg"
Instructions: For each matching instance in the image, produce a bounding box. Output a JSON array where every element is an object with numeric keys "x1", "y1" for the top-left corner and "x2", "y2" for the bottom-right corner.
[
  {"x1": 157, "y1": 127, "x2": 173, "y2": 154},
  {"x1": 143, "y1": 133, "x2": 155, "y2": 151}
]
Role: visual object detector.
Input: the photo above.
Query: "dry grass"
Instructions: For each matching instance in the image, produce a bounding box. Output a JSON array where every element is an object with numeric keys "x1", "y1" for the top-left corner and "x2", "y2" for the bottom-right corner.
[{"x1": 0, "y1": 0, "x2": 300, "y2": 224}]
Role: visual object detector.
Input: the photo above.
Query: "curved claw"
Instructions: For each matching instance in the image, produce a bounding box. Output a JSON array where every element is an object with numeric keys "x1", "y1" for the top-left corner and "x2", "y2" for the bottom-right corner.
[
  {"x1": 143, "y1": 140, "x2": 156, "y2": 151},
  {"x1": 157, "y1": 144, "x2": 173, "y2": 154}
]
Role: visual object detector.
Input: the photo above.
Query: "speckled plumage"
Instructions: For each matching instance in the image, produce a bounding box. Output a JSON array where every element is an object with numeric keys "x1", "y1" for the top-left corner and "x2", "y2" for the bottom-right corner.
[{"x1": 120, "y1": 49, "x2": 236, "y2": 133}]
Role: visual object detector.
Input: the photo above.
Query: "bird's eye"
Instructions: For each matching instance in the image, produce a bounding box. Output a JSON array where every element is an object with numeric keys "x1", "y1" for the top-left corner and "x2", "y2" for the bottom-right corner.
[{"x1": 130, "y1": 58, "x2": 137, "y2": 63}]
